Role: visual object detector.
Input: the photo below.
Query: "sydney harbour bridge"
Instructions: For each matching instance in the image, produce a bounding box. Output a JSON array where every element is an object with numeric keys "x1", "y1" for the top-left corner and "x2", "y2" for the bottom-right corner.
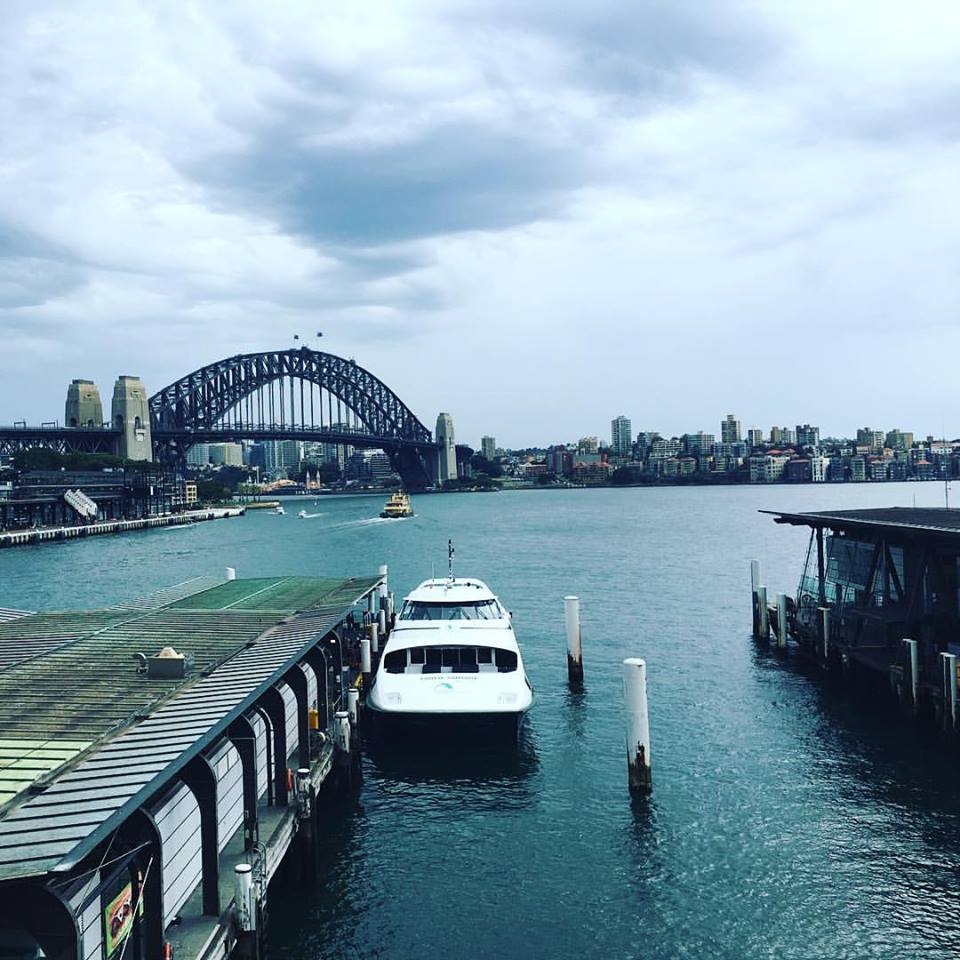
[{"x1": 0, "y1": 348, "x2": 453, "y2": 489}]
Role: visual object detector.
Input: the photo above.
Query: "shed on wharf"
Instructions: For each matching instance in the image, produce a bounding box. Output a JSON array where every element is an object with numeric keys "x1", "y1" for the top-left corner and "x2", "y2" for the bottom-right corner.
[
  {"x1": 0, "y1": 572, "x2": 382, "y2": 960},
  {"x1": 765, "y1": 507, "x2": 960, "y2": 724}
]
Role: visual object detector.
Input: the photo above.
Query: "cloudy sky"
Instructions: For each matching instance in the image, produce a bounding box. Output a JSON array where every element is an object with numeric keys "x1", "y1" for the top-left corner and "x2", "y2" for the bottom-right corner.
[{"x1": 1, "y1": 1, "x2": 958, "y2": 448}]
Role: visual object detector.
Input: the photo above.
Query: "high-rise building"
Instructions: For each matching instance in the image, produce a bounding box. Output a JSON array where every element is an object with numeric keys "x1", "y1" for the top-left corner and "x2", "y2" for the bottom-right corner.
[
  {"x1": 885, "y1": 429, "x2": 914, "y2": 451},
  {"x1": 747, "y1": 428, "x2": 764, "y2": 448},
  {"x1": 856, "y1": 428, "x2": 885, "y2": 450},
  {"x1": 65, "y1": 379, "x2": 103, "y2": 428},
  {"x1": 721, "y1": 414, "x2": 742, "y2": 444},
  {"x1": 208, "y1": 443, "x2": 243, "y2": 466},
  {"x1": 186, "y1": 443, "x2": 210, "y2": 467},
  {"x1": 780, "y1": 427, "x2": 797, "y2": 446},
  {"x1": 481, "y1": 436, "x2": 496, "y2": 460},
  {"x1": 796, "y1": 424, "x2": 820, "y2": 448},
  {"x1": 611, "y1": 416, "x2": 632, "y2": 456},
  {"x1": 436, "y1": 413, "x2": 458, "y2": 482},
  {"x1": 263, "y1": 440, "x2": 302, "y2": 475},
  {"x1": 769, "y1": 426, "x2": 782, "y2": 445}
]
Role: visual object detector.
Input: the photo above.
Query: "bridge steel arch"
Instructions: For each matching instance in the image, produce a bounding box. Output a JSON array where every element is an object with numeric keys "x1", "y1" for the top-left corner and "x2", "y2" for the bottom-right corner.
[{"x1": 149, "y1": 348, "x2": 437, "y2": 487}]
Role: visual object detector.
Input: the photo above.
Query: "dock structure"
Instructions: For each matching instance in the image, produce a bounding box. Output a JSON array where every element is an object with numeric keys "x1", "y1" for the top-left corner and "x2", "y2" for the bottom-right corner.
[
  {"x1": 765, "y1": 508, "x2": 960, "y2": 726},
  {"x1": 0, "y1": 571, "x2": 388, "y2": 960}
]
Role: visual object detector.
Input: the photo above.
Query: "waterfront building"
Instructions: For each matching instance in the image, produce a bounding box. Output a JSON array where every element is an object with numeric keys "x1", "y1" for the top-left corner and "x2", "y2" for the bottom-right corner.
[
  {"x1": 886, "y1": 429, "x2": 914, "y2": 451},
  {"x1": 650, "y1": 439, "x2": 681, "y2": 459},
  {"x1": 578, "y1": 436, "x2": 600, "y2": 455},
  {"x1": 721, "y1": 414, "x2": 742, "y2": 444},
  {"x1": 611, "y1": 416, "x2": 632, "y2": 456},
  {"x1": 856, "y1": 428, "x2": 885, "y2": 450},
  {"x1": 810, "y1": 455, "x2": 830, "y2": 482},
  {"x1": 436, "y1": 413, "x2": 458, "y2": 482},
  {"x1": 784, "y1": 459, "x2": 812, "y2": 483},
  {"x1": 749, "y1": 454, "x2": 790, "y2": 482},
  {"x1": 850, "y1": 456, "x2": 867, "y2": 481},
  {"x1": 572, "y1": 460, "x2": 613, "y2": 483},
  {"x1": 747, "y1": 428, "x2": 764, "y2": 448},
  {"x1": 481, "y1": 436, "x2": 496, "y2": 461},
  {"x1": 64, "y1": 379, "x2": 103, "y2": 428},
  {"x1": 547, "y1": 449, "x2": 574, "y2": 477},
  {"x1": 681, "y1": 432, "x2": 715, "y2": 456},
  {"x1": 796, "y1": 424, "x2": 820, "y2": 447}
]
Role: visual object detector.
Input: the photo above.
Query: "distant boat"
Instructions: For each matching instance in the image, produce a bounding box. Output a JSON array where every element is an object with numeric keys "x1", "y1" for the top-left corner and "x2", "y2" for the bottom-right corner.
[
  {"x1": 298, "y1": 510, "x2": 308, "y2": 519},
  {"x1": 274, "y1": 505, "x2": 285, "y2": 516},
  {"x1": 380, "y1": 491, "x2": 414, "y2": 519}
]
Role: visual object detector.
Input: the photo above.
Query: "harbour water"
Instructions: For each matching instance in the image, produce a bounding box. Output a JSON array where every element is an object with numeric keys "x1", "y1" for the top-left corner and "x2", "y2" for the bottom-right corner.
[{"x1": 3, "y1": 483, "x2": 960, "y2": 959}]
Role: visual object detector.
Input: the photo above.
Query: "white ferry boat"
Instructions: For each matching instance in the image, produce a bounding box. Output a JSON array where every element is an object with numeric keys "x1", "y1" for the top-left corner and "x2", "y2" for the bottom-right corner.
[{"x1": 367, "y1": 573, "x2": 533, "y2": 740}]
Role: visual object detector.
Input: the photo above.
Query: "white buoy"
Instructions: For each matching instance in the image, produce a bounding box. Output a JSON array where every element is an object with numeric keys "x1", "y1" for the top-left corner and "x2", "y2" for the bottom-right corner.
[
  {"x1": 776, "y1": 593, "x2": 789, "y2": 650},
  {"x1": 347, "y1": 686, "x2": 359, "y2": 726},
  {"x1": 623, "y1": 658, "x2": 651, "y2": 794},
  {"x1": 564, "y1": 596, "x2": 583, "y2": 685},
  {"x1": 235, "y1": 864, "x2": 256, "y2": 931},
  {"x1": 757, "y1": 586, "x2": 769, "y2": 641},
  {"x1": 903, "y1": 638, "x2": 918, "y2": 709},
  {"x1": 369, "y1": 622, "x2": 379, "y2": 655},
  {"x1": 360, "y1": 636, "x2": 371, "y2": 679},
  {"x1": 941, "y1": 652, "x2": 957, "y2": 732},
  {"x1": 226, "y1": 566, "x2": 237, "y2": 581}
]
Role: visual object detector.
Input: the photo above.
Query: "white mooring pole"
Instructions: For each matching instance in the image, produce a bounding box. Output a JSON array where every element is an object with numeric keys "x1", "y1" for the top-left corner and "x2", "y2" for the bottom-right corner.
[
  {"x1": 234, "y1": 864, "x2": 256, "y2": 932},
  {"x1": 818, "y1": 606, "x2": 831, "y2": 664},
  {"x1": 369, "y1": 622, "x2": 379, "y2": 655},
  {"x1": 564, "y1": 596, "x2": 584, "y2": 685},
  {"x1": 776, "y1": 593, "x2": 789, "y2": 650},
  {"x1": 941, "y1": 652, "x2": 957, "y2": 733},
  {"x1": 903, "y1": 638, "x2": 919, "y2": 711},
  {"x1": 347, "y1": 686, "x2": 359, "y2": 727},
  {"x1": 623, "y1": 658, "x2": 651, "y2": 794},
  {"x1": 378, "y1": 607, "x2": 387, "y2": 637},
  {"x1": 378, "y1": 564, "x2": 388, "y2": 600},
  {"x1": 360, "y1": 636, "x2": 371, "y2": 688},
  {"x1": 756, "y1": 586, "x2": 769, "y2": 641},
  {"x1": 226, "y1": 566, "x2": 237, "y2": 581}
]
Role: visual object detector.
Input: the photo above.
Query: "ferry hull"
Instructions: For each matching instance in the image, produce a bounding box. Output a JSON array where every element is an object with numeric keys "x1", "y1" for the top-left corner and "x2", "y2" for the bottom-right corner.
[{"x1": 368, "y1": 707, "x2": 525, "y2": 743}]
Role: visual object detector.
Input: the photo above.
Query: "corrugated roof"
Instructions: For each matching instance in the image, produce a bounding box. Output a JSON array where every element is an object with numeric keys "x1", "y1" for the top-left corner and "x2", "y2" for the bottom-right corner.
[
  {"x1": 765, "y1": 507, "x2": 960, "y2": 537},
  {"x1": 0, "y1": 604, "x2": 359, "y2": 881},
  {"x1": 0, "y1": 574, "x2": 378, "y2": 820}
]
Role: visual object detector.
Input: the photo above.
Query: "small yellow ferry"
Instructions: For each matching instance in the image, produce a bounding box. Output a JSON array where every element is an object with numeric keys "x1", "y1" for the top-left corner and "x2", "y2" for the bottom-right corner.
[{"x1": 380, "y1": 491, "x2": 414, "y2": 519}]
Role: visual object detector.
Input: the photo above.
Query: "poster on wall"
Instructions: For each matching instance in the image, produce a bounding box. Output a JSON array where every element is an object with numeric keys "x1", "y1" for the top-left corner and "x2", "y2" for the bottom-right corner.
[{"x1": 104, "y1": 882, "x2": 134, "y2": 957}]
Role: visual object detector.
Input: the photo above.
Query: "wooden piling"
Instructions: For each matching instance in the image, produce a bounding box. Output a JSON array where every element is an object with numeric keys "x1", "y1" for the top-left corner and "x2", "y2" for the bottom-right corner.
[
  {"x1": 750, "y1": 560, "x2": 761, "y2": 635},
  {"x1": 903, "y1": 638, "x2": 918, "y2": 712},
  {"x1": 776, "y1": 593, "x2": 788, "y2": 650},
  {"x1": 941, "y1": 652, "x2": 957, "y2": 733},
  {"x1": 818, "y1": 606, "x2": 830, "y2": 665},
  {"x1": 756, "y1": 586, "x2": 769, "y2": 641}
]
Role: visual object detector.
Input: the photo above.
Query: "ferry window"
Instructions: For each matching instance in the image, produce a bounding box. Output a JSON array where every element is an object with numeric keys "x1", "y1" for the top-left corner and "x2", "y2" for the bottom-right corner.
[
  {"x1": 399, "y1": 600, "x2": 502, "y2": 621},
  {"x1": 384, "y1": 650, "x2": 407, "y2": 673},
  {"x1": 477, "y1": 647, "x2": 492, "y2": 663},
  {"x1": 409, "y1": 647, "x2": 425, "y2": 664},
  {"x1": 458, "y1": 647, "x2": 477, "y2": 666},
  {"x1": 425, "y1": 648, "x2": 442, "y2": 666},
  {"x1": 495, "y1": 649, "x2": 518, "y2": 672}
]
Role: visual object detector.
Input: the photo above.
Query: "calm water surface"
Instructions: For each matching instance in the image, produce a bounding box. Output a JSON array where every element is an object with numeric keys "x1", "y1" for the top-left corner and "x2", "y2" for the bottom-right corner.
[{"x1": 3, "y1": 484, "x2": 960, "y2": 959}]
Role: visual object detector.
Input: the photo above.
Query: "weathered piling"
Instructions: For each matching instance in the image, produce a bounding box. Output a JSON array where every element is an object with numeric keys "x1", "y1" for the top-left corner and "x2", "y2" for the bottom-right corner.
[
  {"x1": 295, "y1": 767, "x2": 315, "y2": 877},
  {"x1": 333, "y1": 709, "x2": 352, "y2": 785},
  {"x1": 564, "y1": 596, "x2": 584, "y2": 686},
  {"x1": 776, "y1": 593, "x2": 788, "y2": 650},
  {"x1": 623, "y1": 658, "x2": 651, "y2": 794},
  {"x1": 750, "y1": 559, "x2": 761, "y2": 635},
  {"x1": 347, "y1": 686, "x2": 360, "y2": 750},
  {"x1": 902, "y1": 638, "x2": 919, "y2": 712},
  {"x1": 941, "y1": 652, "x2": 957, "y2": 733},
  {"x1": 233, "y1": 864, "x2": 259, "y2": 959},
  {"x1": 756, "y1": 586, "x2": 769, "y2": 641}
]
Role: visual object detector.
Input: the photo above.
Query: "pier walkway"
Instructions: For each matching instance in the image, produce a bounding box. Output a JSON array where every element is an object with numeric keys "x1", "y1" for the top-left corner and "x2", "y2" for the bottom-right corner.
[
  {"x1": 0, "y1": 507, "x2": 245, "y2": 549},
  {"x1": 0, "y1": 572, "x2": 382, "y2": 960}
]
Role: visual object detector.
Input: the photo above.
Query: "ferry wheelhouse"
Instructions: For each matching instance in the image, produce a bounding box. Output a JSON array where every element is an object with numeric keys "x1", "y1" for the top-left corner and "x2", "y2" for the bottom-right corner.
[{"x1": 367, "y1": 577, "x2": 533, "y2": 739}]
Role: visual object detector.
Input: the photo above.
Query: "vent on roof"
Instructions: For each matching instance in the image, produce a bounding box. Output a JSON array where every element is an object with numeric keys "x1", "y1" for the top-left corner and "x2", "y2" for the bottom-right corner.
[{"x1": 147, "y1": 646, "x2": 187, "y2": 679}]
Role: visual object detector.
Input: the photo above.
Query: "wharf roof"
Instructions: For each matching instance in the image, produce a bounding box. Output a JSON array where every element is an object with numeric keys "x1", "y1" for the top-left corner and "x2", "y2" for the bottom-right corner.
[
  {"x1": 0, "y1": 573, "x2": 378, "y2": 880},
  {"x1": 764, "y1": 507, "x2": 960, "y2": 539}
]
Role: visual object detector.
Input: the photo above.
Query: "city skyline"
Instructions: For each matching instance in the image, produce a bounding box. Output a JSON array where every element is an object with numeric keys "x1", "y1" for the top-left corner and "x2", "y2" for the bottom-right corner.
[{"x1": 2, "y1": 3, "x2": 960, "y2": 444}]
